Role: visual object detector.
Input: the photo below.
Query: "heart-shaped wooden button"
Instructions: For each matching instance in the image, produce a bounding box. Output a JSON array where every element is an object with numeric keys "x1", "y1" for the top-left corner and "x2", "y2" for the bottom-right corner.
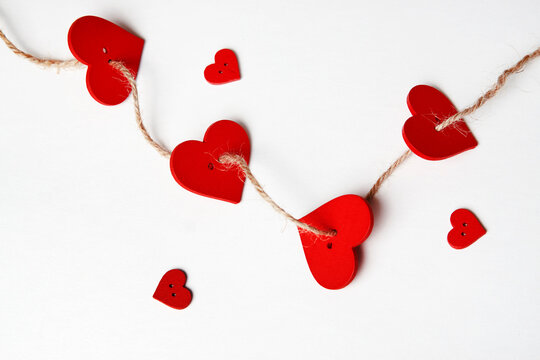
[
  {"x1": 68, "y1": 16, "x2": 144, "y2": 106},
  {"x1": 297, "y1": 195, "x2": 373, "y2": 290},
  {"x1": 447, "y1": 209, "x2": 486, "y2": 249},
  {"x1": 204, "y1": 49, "x2": 241, "y2": 85},
  {"x1": 170, "y1": 120, "x2": 251, "y2": 204},
  {"x1": 153, "y1": 269, "x2": 192, "y2": 310},
  {"x1": 402, "y1": 85, "x2": 478, "y2": 160}
]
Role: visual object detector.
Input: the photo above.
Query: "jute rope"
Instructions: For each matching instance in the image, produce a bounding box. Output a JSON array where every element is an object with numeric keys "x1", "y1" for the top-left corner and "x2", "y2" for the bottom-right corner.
[
  {"x1": 0, "y1": 29, "x2": 82, "y2": 69},
  {"x1": 1, "y1": 28, "x2": 539, "y2": 237},
  {"x1": 435, "y1": 47, "x2": 540, "y2": 131},
  {"x1": 219, "y1": 153, "x2": 337, "y2": 236},
  {"x1": 109, "y1": 61, "x2": 172, "y2": 158},
  {"x1": 365, "y1": 150, "x2": 411, "y2": 201}
]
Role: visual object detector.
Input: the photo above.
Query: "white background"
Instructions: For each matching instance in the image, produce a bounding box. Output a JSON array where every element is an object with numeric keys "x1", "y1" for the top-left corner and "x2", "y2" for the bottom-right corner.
[{"x1": 1, "y1": 0, "x2": 539, "y2": 359}]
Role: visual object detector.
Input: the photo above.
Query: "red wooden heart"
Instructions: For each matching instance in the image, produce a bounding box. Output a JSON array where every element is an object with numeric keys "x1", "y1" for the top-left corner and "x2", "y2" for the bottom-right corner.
[
  {"x1": 68, "y1": 16, "x2": 144, "y2": 106},
  {"x1": 170, "y1": 120, "x2": 251, "y2": 204},
  {"x1": 447, "y1": 208, "x2": 486, "y2": 249},
  {"x1": 204, "y1": 49, "x2": 241, "y2": 85},
  {"x1": 153, "y1": 269, "x2": 192, "y2": 310},
  {"x1": 402, "y1": 85, "x2": 478, "y2": 160},
  {"x1": 297, "y1": 195, "x2": 373, "y2": 290}
]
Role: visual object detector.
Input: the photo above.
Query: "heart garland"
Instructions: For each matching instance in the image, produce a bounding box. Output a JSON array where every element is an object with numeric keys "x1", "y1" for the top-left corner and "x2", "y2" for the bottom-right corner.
[
  {"x1": 170, "y1": 120, "x2": 251, "y2": 204},
  {"x1": 403, "y1": 85, "x2": 478, "y2": 160},
  {"x1": 1, "y1": 15, "x2": 539, "y2": 290},
  {"x1": 297, "y1": 195, "x2": 373, "y2": 290},
  {"x1": 68, "y1": 16, "x2": 144, "y2": 106}
]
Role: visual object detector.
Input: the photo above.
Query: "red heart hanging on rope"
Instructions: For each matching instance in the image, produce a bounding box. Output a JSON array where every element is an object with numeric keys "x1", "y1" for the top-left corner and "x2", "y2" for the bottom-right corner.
[
  {"x1": 204, "y1": 49, "x2": 241, "y2": 85},
  {"x1": 402, "y1": 85, "x2": 478, "y2": 160},
  {"x1": 68, "y1": 16, "x2": 144, "y2": 106},
  {"x1": 153, "y1": 269, "x2": 192, "y2": 310},
  {"x1": 297, "y1": 195, "x2": 373, "y2": 290},
  {"x1": 447, "y1": 209, "x2": 486, "y2": 249},
  {"x1": 170, "y1": 120, "x2": 251, "y2": 204}
]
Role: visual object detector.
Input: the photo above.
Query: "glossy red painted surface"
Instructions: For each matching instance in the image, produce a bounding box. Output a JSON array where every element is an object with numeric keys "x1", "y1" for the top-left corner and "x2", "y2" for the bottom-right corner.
[
  {"x1": 153, "y1": 269, "x2": 192, "y2": 310},
  {"x1": 170, "y1": 120, "x2": 251, "y2": 204},
  {"x1": 447, "y1": 208, "x2": 486, "y2": 249},
  {"x1": 402, "y1": 85, "x2": 478, "y2": 160},
  {"x1": 204, "y1": 49, "x2": 241, "y2": 84},
  {"x1": 68, "y1": 16, "x2": 144, "y2": 106},
  {"x1": 297, "y1": 195, "x2": 373, "y2": 290}
]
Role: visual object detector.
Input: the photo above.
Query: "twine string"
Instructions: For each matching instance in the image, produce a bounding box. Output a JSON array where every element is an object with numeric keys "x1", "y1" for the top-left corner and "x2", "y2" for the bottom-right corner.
[
  {"x1": 0, "y1": 29, "x2": 82, "y2": 70},
  {"x1": 109, "y1": 61, "x2": 172, "y2": 158},
  {"x1": 219, "y1": 153, "x2": 337, "y2": 237},
  {"x1": 365, "y1": 150, "x2": 412, "y2": 201},
  {"x1": 1, "y1": 28, "x2": 539, "y2": 237},
  {"x1": 435, "y1": 47, "x2": 540, "y2": 131}
]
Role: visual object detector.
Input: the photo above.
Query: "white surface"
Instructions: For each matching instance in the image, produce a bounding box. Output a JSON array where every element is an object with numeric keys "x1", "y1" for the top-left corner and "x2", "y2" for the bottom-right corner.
[{"x1": 1, "y1": 0, "x2": 539, "y2": 359}]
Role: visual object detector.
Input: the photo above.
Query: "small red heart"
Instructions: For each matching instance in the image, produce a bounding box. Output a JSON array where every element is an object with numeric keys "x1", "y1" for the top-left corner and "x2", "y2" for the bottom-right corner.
[
  {"x1": 204, "y1": 49, "x2": 241, "y2": 85},
  {"x1": 447, "y1": 209, "x2": 486, "y2": 249},
  {"x1": 297, "y1": 195, "x2": 373, "y2": 290},
  {"x1": 170, "y1": 120, "x2": 251, "y2": 204},
  {"x1": 153, "y1": 269, "x2": 192, "y2": 310},
  {"x1": 68, "y1": 16, "x2": 145, "y2": 106},
  {"x1": 402, "y1": 85, "x2": 478, "y2": 160}
]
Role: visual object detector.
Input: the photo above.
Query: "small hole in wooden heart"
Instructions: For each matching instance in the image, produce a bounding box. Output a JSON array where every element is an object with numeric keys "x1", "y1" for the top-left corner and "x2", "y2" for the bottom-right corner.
[
  {"x1": 172, "y1": 293, "x2": 177, "y2": 297},
  {"x1": 327, "y1": 242, "x2": 333, "y2": 249},
  {"x1": 169, "y1": 284, "x2": 174, "y2": 288},
  {"x1": 224, "y1": 63, "x2": 228, "y2": 66},
  {"x1": 102, "y1": 47, "x2": 108, "y2": 54},
  {"x1": 463, "y1": 223, "x2": 468, "y2": 227},
  {"x1": 218, "y1": 70, "x2": 223, "y2": 74},
  {"x1": 208, "y1": 163, "x2": 214, "y2": 170},
  {"x1": 433, "y1": 116, "x2": 444, "y2": 131},
  {"x1": 461, "y1": 232, "x2": 466, "y2": 236}
]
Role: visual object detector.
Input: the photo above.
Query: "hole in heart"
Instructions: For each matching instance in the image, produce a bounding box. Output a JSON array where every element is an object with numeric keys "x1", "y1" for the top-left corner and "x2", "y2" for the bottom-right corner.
[
  {"x1": 326, "y1": 242, "x2": 333, "y2": 249},
  {"x1": 433, "y1": 117, "x2": 445, "y2": 131},
  {"x1": 463, "y1": 223, "x2": 468, "y2": 227},
  {"x1": 461, "y1": 232, "x2": 467, "y2": 236},
  {"x1": 171, "y1": 293, "x2": 177, "y2": 297},
  {"x1": 218, "y1": 70, "x2": 223, "y2": 74},
  {"x1": 208, "y1": 163, "x2": 214, "y2": 170},
  {"x1": 169, "y1": 284, "x2": 174, "y2": 288},
  {"x1": 224, "y1": 63, "x2": 228, "y2": 66},
  {"x1": 102, "y1": 47, "x2": 108, "y2": 54}
]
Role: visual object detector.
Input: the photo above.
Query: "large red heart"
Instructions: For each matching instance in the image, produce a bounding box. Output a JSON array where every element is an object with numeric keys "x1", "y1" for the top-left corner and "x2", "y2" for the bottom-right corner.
[
  {"x1": 68, "y1": 16, "x2": 145, "y2": 106},
  {"x1": 297, "y1": 195, "x2": 373, "y2": 290},
  {"x1": 402, "y1": 85, "x2": 478, "y2": 160},
  {"x1": 170, "y1": 120, "x2": 251, "y2": 204},
  {"x1": 447, "y1": 208, "x2": 486, "y2": 249},
  {"x1": 153, "y1": 269, "x2": 192, "y2": 310},
  {"x1": 204, "y1": 49, "x2": 241, "y2": 85}
]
